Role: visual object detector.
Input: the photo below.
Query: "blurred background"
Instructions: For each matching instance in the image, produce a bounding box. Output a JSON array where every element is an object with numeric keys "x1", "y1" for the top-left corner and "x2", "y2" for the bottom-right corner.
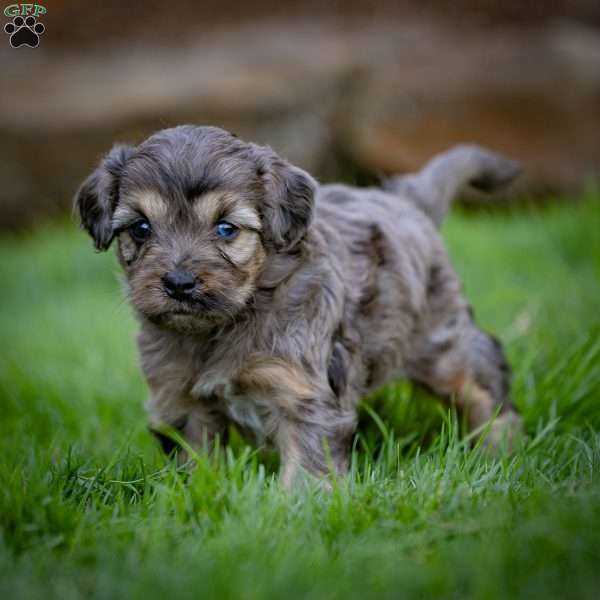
[{"x1": 1, "y1": 0, "x2": 599, "y2": 229}]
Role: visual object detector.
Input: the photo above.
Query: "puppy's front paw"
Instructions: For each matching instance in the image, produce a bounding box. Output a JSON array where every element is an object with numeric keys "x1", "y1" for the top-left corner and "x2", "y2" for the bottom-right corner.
[{"x1": 481, "y1": 411, "x2": 525, "y2": 453}]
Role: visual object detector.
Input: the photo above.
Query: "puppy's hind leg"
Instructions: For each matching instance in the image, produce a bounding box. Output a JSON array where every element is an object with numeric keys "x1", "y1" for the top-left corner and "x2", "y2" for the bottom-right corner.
[{"x1": 406, "y1": 307, "x2": 523, "y2": 451}]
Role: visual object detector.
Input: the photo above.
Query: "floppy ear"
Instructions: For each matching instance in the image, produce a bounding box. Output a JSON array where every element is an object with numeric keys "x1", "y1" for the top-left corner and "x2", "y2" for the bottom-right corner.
[
  {"x1": 253, "y1": 146, "x2": 316, "y2": 251},
  {"x1": 74, "y1": 144, "x2": 135, "y2": 251}
]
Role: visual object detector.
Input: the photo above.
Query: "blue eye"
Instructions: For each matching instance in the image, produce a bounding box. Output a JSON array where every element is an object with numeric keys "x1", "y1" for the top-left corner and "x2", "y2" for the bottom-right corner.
[
  {"x1": 130, "y1": 219, "x2": 152, "y2": 243},
  {"x1": 215, "y1": 221, "x2": 239, "y2": 240}
]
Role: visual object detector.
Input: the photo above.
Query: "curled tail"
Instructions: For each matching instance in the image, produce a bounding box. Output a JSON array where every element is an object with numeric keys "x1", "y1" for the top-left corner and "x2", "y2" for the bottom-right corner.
[{"x1": 383, "y1": 145, "x2": 520, "y2": 228}]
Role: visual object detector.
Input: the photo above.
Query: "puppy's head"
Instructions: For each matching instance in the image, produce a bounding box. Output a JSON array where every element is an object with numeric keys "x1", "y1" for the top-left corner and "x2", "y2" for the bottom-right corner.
[{"x1": 75, "y1": 126, "x2": 315, "y2": 331}]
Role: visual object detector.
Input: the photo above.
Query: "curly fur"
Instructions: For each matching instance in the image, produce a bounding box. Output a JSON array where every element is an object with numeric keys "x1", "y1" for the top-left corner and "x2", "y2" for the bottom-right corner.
[{"x1": 75, "y1": 125, "x2": 522, "y2": 486}]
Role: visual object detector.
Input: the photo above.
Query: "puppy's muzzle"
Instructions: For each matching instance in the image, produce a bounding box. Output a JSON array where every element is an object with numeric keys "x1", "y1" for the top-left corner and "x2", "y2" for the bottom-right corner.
[{"x1": 162, "y1": 270, "x2": 199, "y2": 302}]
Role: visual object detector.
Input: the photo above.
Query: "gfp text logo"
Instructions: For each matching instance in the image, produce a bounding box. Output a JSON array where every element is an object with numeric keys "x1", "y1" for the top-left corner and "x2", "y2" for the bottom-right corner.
[{"x1": 4, "y1": 4, "x2": 46, "y2": 48}]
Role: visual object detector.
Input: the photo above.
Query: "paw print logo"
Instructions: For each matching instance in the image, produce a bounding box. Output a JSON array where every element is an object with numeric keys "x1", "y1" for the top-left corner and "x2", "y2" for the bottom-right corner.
[{"x1": 4, "y1": 15, "x2": 45, "y2": 48}]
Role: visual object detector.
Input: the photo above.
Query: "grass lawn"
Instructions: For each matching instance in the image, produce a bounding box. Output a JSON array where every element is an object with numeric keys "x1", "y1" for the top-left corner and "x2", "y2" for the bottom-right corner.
[{"x1": 1, "y1": 193, "x2": 600, "y2": 599}]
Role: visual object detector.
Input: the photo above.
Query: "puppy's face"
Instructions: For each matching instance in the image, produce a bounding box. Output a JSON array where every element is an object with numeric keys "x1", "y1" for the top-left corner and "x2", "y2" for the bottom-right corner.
[
  {"x1": 113, "y1": 189, "x2": 265, "y2": 330},
  {"x1": 75, "y1": 126, "x2": 315, "y2": 331}
]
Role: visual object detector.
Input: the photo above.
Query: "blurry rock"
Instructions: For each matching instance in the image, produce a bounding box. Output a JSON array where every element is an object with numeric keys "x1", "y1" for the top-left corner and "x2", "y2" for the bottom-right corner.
[
  {"x1": 0, "y1": 24, "x2": 352, "y2": 228},
  {"x1": 338, "y1": 21, "x2": 600, "y2": 195},
  {"x1": 0, "y1": 19, "x2": 599, "y2": 229}
]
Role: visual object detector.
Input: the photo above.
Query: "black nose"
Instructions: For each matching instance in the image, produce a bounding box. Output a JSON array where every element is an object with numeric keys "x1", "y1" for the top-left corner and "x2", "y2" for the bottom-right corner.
[{"x1": 162, "y1": 270, "x2": 198, "y2": 300}]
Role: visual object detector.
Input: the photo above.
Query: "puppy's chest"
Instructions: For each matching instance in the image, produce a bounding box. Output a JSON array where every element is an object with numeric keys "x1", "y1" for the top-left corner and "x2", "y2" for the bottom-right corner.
[{"x1": 191, "y1": 373, "x2": 272, "y2": 443}]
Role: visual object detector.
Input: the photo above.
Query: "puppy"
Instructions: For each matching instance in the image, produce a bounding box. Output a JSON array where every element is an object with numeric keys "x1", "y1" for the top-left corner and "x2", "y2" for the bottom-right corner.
[{"x1": 76, "y1": 125, "x2": 522, "y2": 487}]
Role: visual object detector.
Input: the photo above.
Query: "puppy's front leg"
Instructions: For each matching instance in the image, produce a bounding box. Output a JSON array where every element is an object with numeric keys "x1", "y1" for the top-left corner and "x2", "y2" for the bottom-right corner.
[
  {"x1": 275, "y1": 412, "x2": 356, "y2": 489},
  {"x1": 237, "y1": 355, "x2": 356, "y2": 488},
  {"x1": 148, "y1": 389, "x2": 227, "y2": 461}
]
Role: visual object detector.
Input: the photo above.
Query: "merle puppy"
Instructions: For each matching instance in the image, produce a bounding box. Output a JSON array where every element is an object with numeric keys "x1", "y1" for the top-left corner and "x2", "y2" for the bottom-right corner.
[{"x1": 76, "y1": 125, "x2": 522, "y2": 487}]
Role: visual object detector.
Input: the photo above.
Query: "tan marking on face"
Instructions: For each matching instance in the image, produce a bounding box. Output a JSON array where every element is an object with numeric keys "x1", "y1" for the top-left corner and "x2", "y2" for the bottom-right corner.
[
  {"x1": 118, "y1": 232, "x2": 137, "y2": 263},
  {"x1": 113, "y1": 191, "x2": 167, "y2": 228},
  {"x1": 193, "y1": 191, "x2": 223, "y2": 224},
  {"x1": 137, "y1": 191, "x2": 168, "y2": 221},
  {"x1": 222, "y1": 230, "x2": 261, "y2": 266},
  {"x1": 194, "y1": 192, "x2": 261, "y2": 230},
  {"x1": 226, "y1": 204, "x2": 261, "y2": 230}
]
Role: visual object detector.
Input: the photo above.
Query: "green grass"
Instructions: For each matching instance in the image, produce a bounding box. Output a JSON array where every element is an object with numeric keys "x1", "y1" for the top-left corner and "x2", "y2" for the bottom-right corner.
[{"x1": 1, "y1": 193, "x2": 600, "y2": 599}]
